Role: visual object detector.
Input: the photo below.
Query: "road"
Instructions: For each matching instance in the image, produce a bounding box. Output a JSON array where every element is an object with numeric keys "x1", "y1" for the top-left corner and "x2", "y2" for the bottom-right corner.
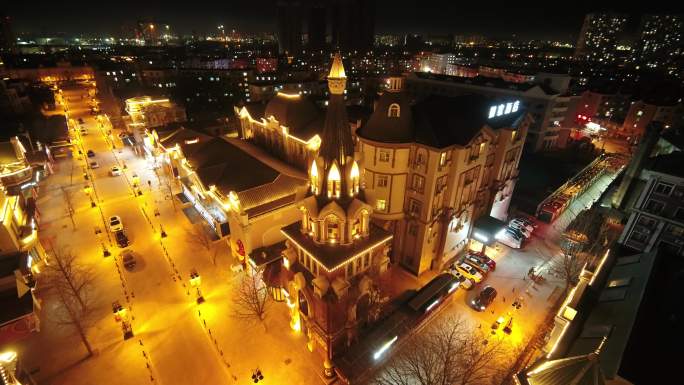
[{"x1": 18, "y1": 83, "x2": 321, "y2": 385}]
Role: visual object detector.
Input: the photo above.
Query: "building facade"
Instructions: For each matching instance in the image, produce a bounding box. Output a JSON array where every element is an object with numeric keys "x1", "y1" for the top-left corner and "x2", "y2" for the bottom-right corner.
[
  {"x1": 357, "y1": 77, "x2": 530, "y2": 275},
  {"x1": 575, "y1": 12, "x2": 628, "y2": 65},
  {"x1": 618, "y1": 151, "x2": 684, "y2": 256},
  {"x1": 405, "y1": 72, "x2": 563, "y2": 152},
  {"x1": 632, "y1": 14, "x2": 682, "y2": 75},
  {"x1": 276, "y1": 54, "x2": 393, "y2": 377}
]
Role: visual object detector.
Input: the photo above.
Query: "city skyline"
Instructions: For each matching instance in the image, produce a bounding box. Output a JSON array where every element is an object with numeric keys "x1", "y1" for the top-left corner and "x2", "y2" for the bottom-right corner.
[{"x1": 3, "y1": 1, "x2": 682, "y2": 40}]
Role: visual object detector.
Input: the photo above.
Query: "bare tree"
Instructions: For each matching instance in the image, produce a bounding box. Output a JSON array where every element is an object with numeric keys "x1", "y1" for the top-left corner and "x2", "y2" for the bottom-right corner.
[
  {"x1": 45, "y1": 248, "x2": 97, "y2": 356},
  {"x1": 61, "y1": 186, "x2": 76, "y2": 229},
  {"x1": 373, "y1": 317, "x2": 512, "y2": 385},
  {"x1": 186, "y1": 224, "x2": 218, "y2": 265},
  {"x1": 231, "y1": 267, "x2": 270, "y2": 330}
]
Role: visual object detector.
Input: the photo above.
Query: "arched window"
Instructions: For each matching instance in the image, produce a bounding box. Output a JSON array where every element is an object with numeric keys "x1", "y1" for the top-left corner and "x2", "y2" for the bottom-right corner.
[
  {"x1": 310, "y1": 161, "x2": 319, "y2": 194},
  {"x1": 328, "y1": 163, "x2": 341, "y2": 198},
  {"x1": 388, "y1": 103, "x2": 400, "y2": 118},
  {"x1": 350, "y1": 161, "x2": 360, "y2": 195},
  {"x1": 326, "y1": 215, "x2": 339, "y2": 243}
]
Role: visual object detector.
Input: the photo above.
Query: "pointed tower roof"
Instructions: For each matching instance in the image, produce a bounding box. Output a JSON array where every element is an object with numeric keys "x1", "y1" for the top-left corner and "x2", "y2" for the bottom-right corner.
[
  {"x1": 524, "y1": 337, "x2": 608, "y2": 385},
  {"x1": 319, "y1": 53, "x2": 354, "y2": 168}
]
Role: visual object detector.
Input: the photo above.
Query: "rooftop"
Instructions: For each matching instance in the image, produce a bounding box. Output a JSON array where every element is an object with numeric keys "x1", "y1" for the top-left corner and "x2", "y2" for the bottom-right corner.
[
  {"x1": 645, "y1": 151, "x2": 684, "y2": 178},
  {"x1": 281, "y1": 222, "x2": 392, "y2": 272}
]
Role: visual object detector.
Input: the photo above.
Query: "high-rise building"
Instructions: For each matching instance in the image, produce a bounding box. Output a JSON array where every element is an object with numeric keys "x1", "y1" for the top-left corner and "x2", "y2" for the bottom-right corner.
[
  {"x1": 277, "y1": 0, "x2": 303, "y2": 54},
  {"x1": 0, "y1": 13, "x2": 15, "y2": 54},
  {"x1": 331, "y1": 0, "x2": 375, "y2": 52},
  {"x1": 575, "y1": 12, "x2": 627, "y2": 65},
  {"x1": 632, "y1": 14, "x2": 682, "y2": 73},
  {"x1": 307, "y1": 3, "x2": 327, "y2": 50}
]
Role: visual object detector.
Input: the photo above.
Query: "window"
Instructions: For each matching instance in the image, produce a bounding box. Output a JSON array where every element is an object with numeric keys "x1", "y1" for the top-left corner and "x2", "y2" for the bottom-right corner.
[
  {"x1": 665, "y1": 224, "x2": 684, "y2": 238},
  {"x1": 310, "y1": 161, "x2": 319, "y2": 194},
  {"x1": 328, "y1": 163, "x2": 341, "y2": 198},
  {"x1": 326, "y1": 217, "x2": 339, "y2": 243},
  {"x1": 672, "y1": 186, "x2": 684, "y2": 199},
  {"x1": 350, "y1": 161, "x2": 360, "y2": 195},
  {"x1": 607, "y1": 277, "x2": 632, "y2": 288},
  {"x1": 377, "y1": 175, "x2": 388, "y2": 188},
  {"x1": 388, "y1": 103, "x2": 400, "y2": 118},
  {"x1": 408, "y1": 199, "x2": 422, "y2": 217},
  {"x1": 415, "y1": 151, "x2": 426, "y2": 165},
  {"x1": 654, "y1": 182, "x2": 673, "y2": 196},
  {"x1": 378, "y1": 150, "x2": 390, "y2": 163},
  {"x1": 376, "y1": 199, "x2": 387, "y2": 211},
  {"x1": 439, "y1": 152, "x2": 448, "y2": 167},
  {"x1": 629, "y1": 231, "x2": 648, "y2": 243},
  {"x1": 408, "y1": 223, "x2": 418, "y2": 236},
  {"x1": 412, "y1": 174, "x2": 425, "y2": 193},
  {"x1": 644, "y1": 200, "x2": 665, "y2": 214},
  {"x1": 676, "y1": 208, "x2": 684, "y2": 221},
  {"x1": 636, "y1": 215, "x2": 657, "y2": 229}
]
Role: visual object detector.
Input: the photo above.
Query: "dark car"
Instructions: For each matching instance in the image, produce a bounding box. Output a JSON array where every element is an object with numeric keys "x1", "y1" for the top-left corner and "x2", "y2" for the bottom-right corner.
[
  {"x1": 87, "y1": 150, "x2": 95, "y2": 158},
  {"x1": 121, "y1": 250, "x2": 136, "y2": 270},
  {"x1": 115, "y1": 231, "x2": 129, "y2": 248},
  {"x1": 468, "y1": 253, "x2": 496, "y2": 270},
  {"x1": 471, "y1": 286, "x2": 497, "y2": 311},
  {"x1": 78, "y1": 117, "x2": 84, "y2": 124}
]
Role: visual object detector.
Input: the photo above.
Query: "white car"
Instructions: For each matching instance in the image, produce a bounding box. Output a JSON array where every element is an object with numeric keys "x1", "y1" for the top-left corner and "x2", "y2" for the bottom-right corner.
[
  {"x1": 510, "y1": 219, "x2": 534, "y2": 232},
  {"x1": 508, "y1": 222, "x2": 532, "y2": 238},
  {"x1": 496, "y1": 230, "x2": 522, "y2": 249},
  {"x1": 89, "y1": 161, "x2": 99, "y2": 169},
  {"x1": 110, "y1": 166, "x2": 122, "y2": 176},
  {"x1": 109, "y1": 215, "x2": 123, "y2": 232},
  {"x1": 455, "y1": 263, "x2": 483, "y2": 283}
]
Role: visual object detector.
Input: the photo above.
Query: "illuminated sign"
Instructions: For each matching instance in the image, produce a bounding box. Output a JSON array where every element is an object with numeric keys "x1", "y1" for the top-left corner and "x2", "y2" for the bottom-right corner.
[{"x1": 488, "y1": 101, "x2": 520, "y2": 119}]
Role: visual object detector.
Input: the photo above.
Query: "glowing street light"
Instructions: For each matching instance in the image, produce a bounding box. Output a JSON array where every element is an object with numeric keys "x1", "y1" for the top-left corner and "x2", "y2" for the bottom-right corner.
[
  {"x1": 189, "y1": 269, "x2": 204, "y2": 304},
  {"x1": 0, "y1": 351, "x2": 21, "y2": 385}
]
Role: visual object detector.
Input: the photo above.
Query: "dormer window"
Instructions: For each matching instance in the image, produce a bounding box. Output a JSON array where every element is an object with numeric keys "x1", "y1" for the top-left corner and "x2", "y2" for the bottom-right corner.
[
  {"x1": 310, "y1": 161, "x2": 319, "y2": 194},
  {"x1": 388, "y1": 103, "x2": 400, "y2": 118},
  {"x1": 328, "y1": 163, "x2": 341, "y2": 198},
  {"x1": 350, "y1": 161, "x2": 360, "y2": 195}
]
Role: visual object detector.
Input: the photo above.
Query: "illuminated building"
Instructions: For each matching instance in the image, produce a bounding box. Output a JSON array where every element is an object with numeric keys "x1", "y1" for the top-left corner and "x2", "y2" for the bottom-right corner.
[
  {"x1": 0, "y1": 13, "x2": 15, "y2": 54},
  {"x1": 620, "y1": 97, "x2": 683, "y2": 140},
  {"x1": 632, "y1": 14, "x2": 682, "y2": 73},
  {"x1": 356, "y1": 77, "x2": 530, "y2": 275},
  {"x1": 135, "y1": 21, "x2": 173, "y2": 46},
  {"x1": 574, "y1": 12, "x2": 627, "y2": 65},
  {"x1": 0, "y1": 139, "x2": 44, "y2": 348},
  {"x1": 124, "y1": 96, "x2": 186, "y2": 144},
  {"x1": 148, "y1": 126, "x2": 307, "y2": 257},
  {"x1": 405, "y1": 71, "x2": 564, "y2": 152},
  {"x1": 273, "y1": 54, "x2": 393, "y2": 377},
  {"x1": 255, "y1": 57, "x2": 278, "y2": 74}
]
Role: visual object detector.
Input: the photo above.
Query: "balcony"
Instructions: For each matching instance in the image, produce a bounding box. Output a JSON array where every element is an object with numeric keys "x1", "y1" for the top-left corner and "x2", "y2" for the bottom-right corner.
[{"x1": 0, "y1": 164, "x2": 33, "y2": 190}]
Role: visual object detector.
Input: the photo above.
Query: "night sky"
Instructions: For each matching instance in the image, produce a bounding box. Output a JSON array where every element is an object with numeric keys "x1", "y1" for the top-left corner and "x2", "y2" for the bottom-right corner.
[{"x1": 4, "y1": 0, "x2": 683, "y2": 40}]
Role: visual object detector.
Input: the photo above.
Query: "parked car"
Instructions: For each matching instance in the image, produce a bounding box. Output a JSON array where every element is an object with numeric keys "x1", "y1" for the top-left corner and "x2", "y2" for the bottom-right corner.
[
  {"x1": 79, "y1": 128, "x2": 88, "y2": 136},
  {"x1": 468, "y1": 253, "x2": 496, "y2": 270},
  {"x1": 496, "y1": 230, "x2": 522, "y2": 249},
  {"x1": 463, "y1": 256, "x2": 490, "y2": 275},
  {"x1": 508, "y1": 223, "x2": 532, "y2": 238},
  {"x1": 454, "y1": 263, "x2": 483, "y2": 283},
  {"x1": 87, "y1": 150, "x2": 95, "y2": 158},
  {"x1": 121, "y1": 250, "x2": 136, "y2": 270},
  {"x1": 510, "y1": 219, "x2": 534, "y2": 232},
  {"x1": 115, "y1": 230, "x2": 129, "y2": 248},
  {"x1": 471, "y1": 286, "x2": 497, "y2": 311},
  {"x1": 109, "y1": 215, "x2": 123, "y2": 232},
  {"x1": 78, "y1": 117, "x2": 84, "y2": 124},
  {"x1": 505, "y1": 227, "x2": 527, "y2": 239},
  {"x1": 117, "y1": 132, "x2": 129, "y2": 139},
  {"x1": 446, "y1": 270, "x2": 474, "y2": 290},
  {"x1": 514, "y1": 216, "x2": 537, "y2": 228},
  {"x1": 110, "y1": 166, "x2": 122, "y2": 176},
  {"x1": 89, "y1": 161, "x2": 99, "y2": 169}
]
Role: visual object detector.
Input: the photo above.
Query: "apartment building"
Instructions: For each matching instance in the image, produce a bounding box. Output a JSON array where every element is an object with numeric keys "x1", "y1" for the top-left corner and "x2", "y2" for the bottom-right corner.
[{"x1": 356, "y1": 77, "x2": 531, "y2": 275}]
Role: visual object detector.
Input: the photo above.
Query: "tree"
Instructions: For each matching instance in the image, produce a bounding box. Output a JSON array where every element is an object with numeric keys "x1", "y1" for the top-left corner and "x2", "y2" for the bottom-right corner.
[
  {"x1": 231, "y1": 267, "x2": 270, "y2": 330},
  {"x1": 186, "y1": 224, "x2": 218, "y2": 265},
  {"x1": 373, "y1": 317, "x2": 512, "y2": 385},
  {"x1": 61, "y1": 186, "x2": 76, "y2": 229},
  {"x1": 45, "y1": 248, "x2": 97, "y2": 356}
]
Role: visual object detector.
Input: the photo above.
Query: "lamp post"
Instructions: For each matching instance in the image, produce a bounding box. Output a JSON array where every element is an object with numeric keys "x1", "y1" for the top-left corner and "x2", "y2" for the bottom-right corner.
[
  {"x1": 112, "y1": 301, "x2": 133, "y2": 340},
  {"x1": 189, "y1": 269, "x2": 204, "y2": 304},
  {"x1": 84, "y1": 184, "x2": 96, "y2": 208}
]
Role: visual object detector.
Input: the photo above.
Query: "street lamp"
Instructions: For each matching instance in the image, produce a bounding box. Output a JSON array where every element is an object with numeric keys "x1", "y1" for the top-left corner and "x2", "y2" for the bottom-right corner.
[
  {"x1": 112, "y1": 301, "x2": 133, "y2": 339},
  {"x1": 189, "y1": 269, "x2": 204, "y2": 304},
  {"x1": 84, "y1": 184, "x2": 96, "y2": 207}
]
